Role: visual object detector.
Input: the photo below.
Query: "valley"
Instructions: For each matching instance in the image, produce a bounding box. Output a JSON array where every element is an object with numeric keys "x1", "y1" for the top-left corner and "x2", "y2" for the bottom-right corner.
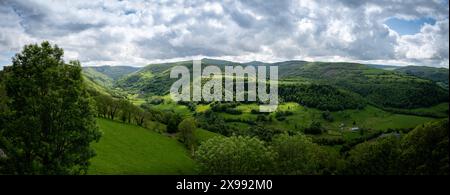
[{"x1": 81, "y1": 59, "x2": 449, "y2": 174}]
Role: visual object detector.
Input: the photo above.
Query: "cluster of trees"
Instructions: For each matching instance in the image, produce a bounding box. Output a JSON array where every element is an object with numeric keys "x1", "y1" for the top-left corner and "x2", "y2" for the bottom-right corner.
[
  {"x1": 256, "y1": 114, "x2": 272, "y2": 122},
  {"x1": 195, "y1": 119, "x2": 448, "y2": 175},
  {"x1": 210, "y1": 102, "x2": 242, "y2": 115},
  {"x1": 380, "y1": 106, "x2": 448, "y2": 118},
  {"x1": 303, "y1": 121, "x2": 324, "y2": 135},
  {"x1": 164, "y1": 111, "x2": 182, "y2": 133},
  {"x1": 0, "y1": 42, "x2": 101, "y2": 174},
  {"x1": 177, "y1": 101, "x2": 196, "y2": 111},
  {"x1": 146, "y1": 96, "x2": 164, "y2": 105},
  {"x1": 274, "y1": 110, "x2": 293, "y2": 121},
  {"x1": 92, "y1": 94, "x2": 152, "y2": 127},
  {"x1": 196, "y1": 110, "x2": 234, "y2": 136},
  {"x1": 312, "y1": 136, "x2": 345, "y2": 145},
  {"x1": 279, "y1": 84, "x2": 366, "y2": 111},
  {"x1": 248, "y1": 125, "x2": 283, "y2": 142},
  {"x1": 321, "y1": 111, "x2": 334, "y2": 122}
]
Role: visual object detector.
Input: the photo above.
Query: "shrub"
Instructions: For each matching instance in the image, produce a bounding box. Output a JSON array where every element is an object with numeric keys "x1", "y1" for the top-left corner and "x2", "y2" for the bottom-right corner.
[{"x1": 304, "y1": 121, "x2": 323, "y2": 135}]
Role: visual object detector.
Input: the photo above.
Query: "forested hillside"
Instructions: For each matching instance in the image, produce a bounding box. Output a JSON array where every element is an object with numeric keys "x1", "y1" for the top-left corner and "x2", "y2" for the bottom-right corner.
[
  {"x1": 395, "y1": 66, "x2": 449, "y2": 89},
  {"x1": 96, "y1": 59, "x2": 448, "y2": 110}
]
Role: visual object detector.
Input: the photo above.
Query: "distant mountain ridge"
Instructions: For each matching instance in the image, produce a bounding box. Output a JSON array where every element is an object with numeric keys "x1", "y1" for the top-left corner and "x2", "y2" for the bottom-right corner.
[
  {"x1": 82, "y1": 59, "x2": 449, "y2": 109},
  {"x1": 83, "y1": 66, "x2": 140, "y2": 80}
]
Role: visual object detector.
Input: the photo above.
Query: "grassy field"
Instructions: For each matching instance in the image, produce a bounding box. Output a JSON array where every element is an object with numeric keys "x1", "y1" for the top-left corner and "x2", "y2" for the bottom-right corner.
[
  {"x1": 151, "y1": 103, "x2": 192, "y2": 117},
  {"x1": 212, "y1": 102, "x2": 440, "y2": 133},
  {"x1": 411, "y1": 102, "x2": 449, "y2": 116},
  {"x1": 126, "y1": 94, "x2": 146, "y2": 105},
  {"x1": 194, "y1": 128, "x2": 223, "y2": 143},
  {"x1": 328, "y1": 105, "x2": 438, "y2": 130},
  {"x1": 89, "y1": 118, "x2": 198, "y2": 175}
]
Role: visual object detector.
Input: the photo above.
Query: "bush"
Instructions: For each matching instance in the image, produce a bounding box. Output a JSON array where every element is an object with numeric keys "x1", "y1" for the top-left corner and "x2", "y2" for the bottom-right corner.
[
  {"x1": 304, "y1": 121, "x2": 323, "y2": 135},
  {"x1": 248, "y1": 125, "x2": 283, "y2": 142},
  {"x1": 147, "y1": 97, "x2": 164, "y2": 105},
  {"x1": 275, "y1": 111, "x2": 293, "y2": 119},
  {"x1": 312, "y1": 136, "x2": 345, "y2": 145},
  {"x1": 224, "y1": 108, "x2": 242, "y2": 115},
  {"x1": 256, "y1": 115, "x2": 271, "y2": 122},
  {"x1": 322, "y1": 111, "x2": 334, "y2": 122},
  {"x1": 165, "y1": 112, "x2": 182, "y2": 133}
]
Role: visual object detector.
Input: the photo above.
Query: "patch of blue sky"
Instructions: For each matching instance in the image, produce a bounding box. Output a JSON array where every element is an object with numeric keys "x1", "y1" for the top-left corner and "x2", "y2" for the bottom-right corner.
[
  {"x1": 0, "y1": 51, "x2": 15, "y2": 69},
  {"x1": 385, "y1": 17, "x2": 436, "y2": 35}
]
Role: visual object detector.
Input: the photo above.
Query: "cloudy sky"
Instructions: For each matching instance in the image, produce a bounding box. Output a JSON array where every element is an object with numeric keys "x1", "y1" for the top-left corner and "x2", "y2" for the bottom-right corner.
[{"x1": 0, "y1": 0, "x2": 448, "y2": 68}]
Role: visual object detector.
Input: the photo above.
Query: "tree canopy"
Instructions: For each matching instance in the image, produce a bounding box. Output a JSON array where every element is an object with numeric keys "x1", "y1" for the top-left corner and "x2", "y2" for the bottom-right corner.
[{"x1": 0, "y1": 41, "x2": 101, "y2": 174}]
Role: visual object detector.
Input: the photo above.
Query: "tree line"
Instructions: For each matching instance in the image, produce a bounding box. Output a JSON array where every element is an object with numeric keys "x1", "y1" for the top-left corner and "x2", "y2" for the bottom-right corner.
[{"x1": 92, "y1": 94, "x2": 151, "y2": 127}]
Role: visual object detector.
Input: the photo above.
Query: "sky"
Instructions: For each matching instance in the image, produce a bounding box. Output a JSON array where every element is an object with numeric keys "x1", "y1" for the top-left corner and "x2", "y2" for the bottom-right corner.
[{"x1": 0, "y1": 0, "x2": 449, "y2": 68}]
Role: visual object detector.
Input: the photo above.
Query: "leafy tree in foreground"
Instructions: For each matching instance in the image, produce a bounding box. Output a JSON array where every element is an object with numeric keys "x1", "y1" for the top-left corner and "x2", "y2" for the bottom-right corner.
[
  {"x1": 0, "y1": 41, "x2": 101, "y2": 175},
  {"x1": 344, "y1": 136, "x2": 401, "y2": 175},
  {"x1": 399, "y1": 119, "x2": 448, "y2": 175},
  {"x1": 272, "y1": 134, "x2": 341, "y2": 175},
  {"x1": 343, "y1": 119, "x2": 449, "y2": 175},
  {"x1": 195, "y1": 136, "x2": 276, "y2": 175}
]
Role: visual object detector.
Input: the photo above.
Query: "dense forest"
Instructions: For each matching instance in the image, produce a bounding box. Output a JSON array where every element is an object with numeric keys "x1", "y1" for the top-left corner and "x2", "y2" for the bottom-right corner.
[{"x1": 279, "y1": 84, "x2": 366, "y2": 111}]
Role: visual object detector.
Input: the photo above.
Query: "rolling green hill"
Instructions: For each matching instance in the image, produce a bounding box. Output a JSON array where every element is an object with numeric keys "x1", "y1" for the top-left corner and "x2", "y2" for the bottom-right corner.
[
  {"x1": 83, "y1": 67, "x2": 115, "y2": 88},
  {"x1": 89, "y1": 118, "x2": 198, "y2": 175},
  {"x1": 82, "y1": 66, "x2": 141, "y2": 92},
  {"x1": 113, "y1": 59, "x2": 448, "y2": 109},
  {"x1": 394, "y1": 66, "x2": 449, "y2": 89},
  {"x1": 115, "y1": 61, "x2": 192, "y2": 95},
  {"x1": 275, "y1": 62, "x2": 448, "y2": 108},
  {"x1": 83, "y1": 66, "x2": 140, "y2": 80}
]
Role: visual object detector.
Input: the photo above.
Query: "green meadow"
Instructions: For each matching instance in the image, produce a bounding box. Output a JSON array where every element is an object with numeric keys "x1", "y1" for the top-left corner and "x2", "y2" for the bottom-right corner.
[{"x1": 89, "y1": 118, "x2": 198, "y2": 175}]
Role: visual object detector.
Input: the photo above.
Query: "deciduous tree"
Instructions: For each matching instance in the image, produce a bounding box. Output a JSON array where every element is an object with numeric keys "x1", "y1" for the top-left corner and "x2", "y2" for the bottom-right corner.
[{"x1": 0, "y1": 42, "x2": 101, "y2": 174}]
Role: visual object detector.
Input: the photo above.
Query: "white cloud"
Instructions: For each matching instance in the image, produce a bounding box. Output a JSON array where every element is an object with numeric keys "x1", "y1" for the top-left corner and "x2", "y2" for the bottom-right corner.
[
  {"x1": 396, "y1": 19, "x2": 449, "y2": 66},
  {"x1": 0, "y1": 0, "x2": 448, "y2": 67}
]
